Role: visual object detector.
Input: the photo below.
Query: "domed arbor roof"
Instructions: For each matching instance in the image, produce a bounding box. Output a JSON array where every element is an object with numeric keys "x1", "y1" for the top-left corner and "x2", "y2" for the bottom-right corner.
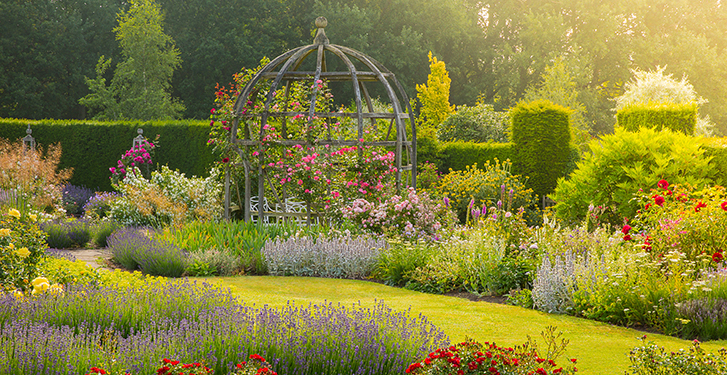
[{"x1": 226, "y1": 17, "x2": 417, "y2": 222}]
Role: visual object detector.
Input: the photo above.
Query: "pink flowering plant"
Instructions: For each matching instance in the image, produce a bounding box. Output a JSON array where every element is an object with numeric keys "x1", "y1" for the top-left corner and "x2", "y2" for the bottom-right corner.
[
  {"x1": 628, "y1": 179, "x2": 727, "y2": 272},
  {"x1": 109, "y1": 137, "x2": 157, "y2": 185},
  {"x1": 341, "y1": 187, "x2": 455, "y2": 241},
  {"x1": 208, "y1": 58, "x2": 402, "y2": 216}
]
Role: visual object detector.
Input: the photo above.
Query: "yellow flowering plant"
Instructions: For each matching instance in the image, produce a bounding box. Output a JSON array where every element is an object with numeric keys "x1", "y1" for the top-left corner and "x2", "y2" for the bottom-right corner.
[
  {"x1": 437, "y1": 159, "x2": 535, "y2": 223},
  {"x1": 0, "y1": 208, "x2": 49, "y2": 292}
]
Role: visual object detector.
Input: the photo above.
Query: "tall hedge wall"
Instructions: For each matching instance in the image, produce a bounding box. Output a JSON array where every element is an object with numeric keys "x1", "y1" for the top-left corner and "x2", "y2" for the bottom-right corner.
[
  {"x1": 0, "y1": 118, "x2": 215, "y2": 191},
  {"x1": 616, "y1": 102, "x2": 697, "y2": 135},
  {"x1": 509, "y1": 100, "x2": 572, "y2": 200}
]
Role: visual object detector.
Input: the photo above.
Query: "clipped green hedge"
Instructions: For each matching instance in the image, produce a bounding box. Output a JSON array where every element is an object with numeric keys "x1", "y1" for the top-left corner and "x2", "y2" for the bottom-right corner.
[
  {"x1": 701, "y1": 137, "x2": 727, "y2": 186},
  {"x1": 510, "y1": 100, "x2": 572, "y2": 200},
  {"x1": 616, "y1": 102, "x2": 697, "y2": 135},
  {"x1": 0, "y1": 118, "x2": 215, "y2": 191},
  {"x1": 437, "y1": 141, "x2": 513, "y2": 172}
]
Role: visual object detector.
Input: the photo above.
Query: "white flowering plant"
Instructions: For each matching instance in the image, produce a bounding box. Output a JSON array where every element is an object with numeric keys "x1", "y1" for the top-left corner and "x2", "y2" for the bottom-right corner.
[{"x1": 110, "y1": 166, "x2": 222, "y2": 227}]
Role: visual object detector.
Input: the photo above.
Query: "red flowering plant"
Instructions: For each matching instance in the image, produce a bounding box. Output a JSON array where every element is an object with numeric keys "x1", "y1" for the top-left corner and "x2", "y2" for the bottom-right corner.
[
  {"x1": 85, "y1": 354, "x2": 276, "y2": 375},
  {"x1": 405, "y1": 327, "x2": 577, "y2": 375},
  {"x1": 153, "y1": 358, "x2": 213, "y2": 375},
  {"x1": 207, "y1": 58, "x2": 401, "y2": 218},
  {"x1": 230, "y1": 354, "x2": 278, "y2": 375},
  {"x1": 628, "y1": 180, "x2": 727, "y2": 272},
  {"x1": 84, "y1": 367, "x2": 126, "y2": 375}
]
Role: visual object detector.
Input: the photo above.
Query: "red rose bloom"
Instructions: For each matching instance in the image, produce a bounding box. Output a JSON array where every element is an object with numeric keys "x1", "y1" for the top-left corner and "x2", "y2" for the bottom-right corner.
[
  {"x1": 222, "y1": 157, "x2": 230, "y2": 163},
  {"x1": 657, "y1": 179, "x2": 669, "y2": 189},
  {"x1": 623, "y1": 234, "x2": 632, "y2": 241},
  {"x1": 721, "y1": 201, "x2": 727, "y2": 211},
  {"x1": 654, "y1": 195, "x2": 665, "y2": 206},
  {"x1": 621, "y1": 224, "x2": 631, "y2": 234},
  {"x1": 713, "y1": 252, "x2": 724, "y2": 263},
  {"x1": 643, "y1": 236, "x2": 652, "y2": 251},
  {"x1": 695, "y1": 201, "x2": 708, "y2": 212}
]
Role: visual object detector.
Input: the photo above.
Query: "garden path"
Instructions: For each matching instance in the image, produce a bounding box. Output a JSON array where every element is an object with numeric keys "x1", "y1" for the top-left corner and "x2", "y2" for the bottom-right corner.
[{"x1": 66, "y1": 248, "x2": 112, "y2": 271}]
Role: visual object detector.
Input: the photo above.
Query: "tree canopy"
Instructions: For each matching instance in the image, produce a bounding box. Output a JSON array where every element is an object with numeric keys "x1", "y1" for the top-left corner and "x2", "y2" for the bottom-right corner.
[
  {"x1": 80, "y1": 0, "x2": 184, "y2": 120},
  {"x1": 3, "y1": 0, "x2": 727, "y2": 134}
]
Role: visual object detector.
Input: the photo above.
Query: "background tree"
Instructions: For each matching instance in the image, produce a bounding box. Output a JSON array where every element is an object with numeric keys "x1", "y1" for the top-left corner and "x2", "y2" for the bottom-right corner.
[
  {"x1": 4, "y1": 0, "x2": 727, "y2": 135},
  {"x1": 80, "y1": 0, "x2": 184, "y2": 120},
  {"x1": 416, "y1": 52, "x2": 454, "y2": 138},
  {"x1": 0, "y1": 0, "x2": 121, "y2": 119},
  {"x1": 523, "y1": 59, "x2": 590, "y2": 148}
]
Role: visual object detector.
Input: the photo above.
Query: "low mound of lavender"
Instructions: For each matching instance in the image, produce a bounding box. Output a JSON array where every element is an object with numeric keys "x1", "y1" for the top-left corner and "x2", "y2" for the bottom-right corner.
[
  {"x1": 0, "y1": 279, "x2": 449, "y2": 375},
  {"x1": 108, "y1": 227, "x2": 188, "y2": 277}
]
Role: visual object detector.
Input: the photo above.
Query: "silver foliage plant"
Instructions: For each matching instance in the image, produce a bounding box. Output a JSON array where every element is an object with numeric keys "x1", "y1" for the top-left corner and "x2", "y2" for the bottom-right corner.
[
  {"x1": 263, "y1": 233, "x2": 388, "y2": 279},
  {"x1": 532, "y1": 250, "x2": 577, "y2": 314}
]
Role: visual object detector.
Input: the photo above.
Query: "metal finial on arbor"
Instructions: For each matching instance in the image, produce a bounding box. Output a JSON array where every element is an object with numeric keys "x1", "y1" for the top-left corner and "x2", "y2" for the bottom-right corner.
[
  {"x1": 22, "y1": 124, "x2": 36, "y2": 153},
  {"x1": 225, "y1": 17, "x2": 418, "y2": 222}
]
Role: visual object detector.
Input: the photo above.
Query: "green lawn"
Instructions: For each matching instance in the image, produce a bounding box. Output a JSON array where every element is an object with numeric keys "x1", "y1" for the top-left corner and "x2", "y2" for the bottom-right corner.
[{"x1": 214, "y1": 276, "x2": 727, "y2": 375}]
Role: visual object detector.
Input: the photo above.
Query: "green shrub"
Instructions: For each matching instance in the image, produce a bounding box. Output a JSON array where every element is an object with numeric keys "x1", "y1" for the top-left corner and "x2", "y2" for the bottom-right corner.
[
  {"x1": 627, "y1": 338, "x2": 727, "y2": 374},
  {"x1": 437, "y1": 103, "x2": 509, "y2": 143},
  {"x1": 510, "y1": 100, "x2": 572, "y2": 201},
  {"x1": 416, "y1": 129, "x2": 441, "y2": 169},
  {"x1": 616, "y1": 102, "x2": 697, "y2": 135},
  {"x1": 185, "y1": 248, "x2": 244, "y2": 276},
  {"x1": 701, "y1": 137, "x2": 727, "y2": 185},
  {"x1": 38, "y1": 256, "x2": 101, "y2": 286},
  {"x1": 552, "y1": 127, "x2": 718, "y2": 226},
  {"x1": 0, "y1": 118, "x2": 215, "y2": 191},
  {"x1": 404, "y1": 228, "x2": 507, "y2": 295},
  {"x1": 372, "y1": 240, "x2": 432, "y2": 287},
  {"x1": 438, "y1": 141, "x2": 513, "y2": 173}
]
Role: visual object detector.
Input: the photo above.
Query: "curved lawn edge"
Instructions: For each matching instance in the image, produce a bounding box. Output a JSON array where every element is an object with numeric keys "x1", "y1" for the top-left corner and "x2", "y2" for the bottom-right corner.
[{"x1": 213, "y1": 276, "x2": 727, "y2": 375}]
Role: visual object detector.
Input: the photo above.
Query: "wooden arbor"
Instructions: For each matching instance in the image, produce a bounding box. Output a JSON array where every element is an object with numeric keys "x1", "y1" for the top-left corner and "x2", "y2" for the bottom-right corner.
[{"x1": 225, "y1": 17, "x2": 417, "y2": 222}]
